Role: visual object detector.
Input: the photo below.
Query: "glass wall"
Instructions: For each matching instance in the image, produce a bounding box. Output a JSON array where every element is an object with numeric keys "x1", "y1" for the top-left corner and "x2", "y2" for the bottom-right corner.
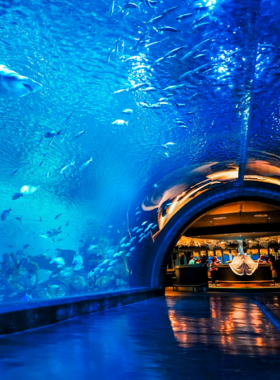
[{"x1": 0, "y1": 0, "x2": 280, "y2": 303}]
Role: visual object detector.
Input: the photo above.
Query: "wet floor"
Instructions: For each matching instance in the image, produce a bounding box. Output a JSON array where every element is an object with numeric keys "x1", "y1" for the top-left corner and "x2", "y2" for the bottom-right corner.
[{"x1": 0, "y1": 295, "x2": 280, "y2": 380}]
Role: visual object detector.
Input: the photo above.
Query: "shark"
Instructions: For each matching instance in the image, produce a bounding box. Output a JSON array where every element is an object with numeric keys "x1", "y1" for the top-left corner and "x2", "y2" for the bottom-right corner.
[{"x1": 0, "y1": 65, "x2": 42, "y2": 99}]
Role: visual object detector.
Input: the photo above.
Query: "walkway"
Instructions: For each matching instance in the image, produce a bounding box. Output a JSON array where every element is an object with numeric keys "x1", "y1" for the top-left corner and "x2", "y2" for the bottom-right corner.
[{"x1": 0, "y1": 294, "x2": 280, "y2": 380}]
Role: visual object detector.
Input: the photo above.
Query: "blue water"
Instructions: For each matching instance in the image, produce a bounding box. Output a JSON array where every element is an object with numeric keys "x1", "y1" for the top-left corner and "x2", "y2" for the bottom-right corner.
[{"x1": 0, "y1": 0, "x2": 280, "y2": 303}]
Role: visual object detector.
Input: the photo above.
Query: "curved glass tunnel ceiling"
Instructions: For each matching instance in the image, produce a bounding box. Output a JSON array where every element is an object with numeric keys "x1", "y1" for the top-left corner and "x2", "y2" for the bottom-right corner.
[{"x1": 1, "y1": 0, "x2": 280, "y2": 302}]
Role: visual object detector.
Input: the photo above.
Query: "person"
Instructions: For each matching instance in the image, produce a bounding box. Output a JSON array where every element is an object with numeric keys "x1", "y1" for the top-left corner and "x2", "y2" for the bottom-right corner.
[
  {"x1": 200, "y1": 256, "x2": 207, "y2": 264},
  {"x1": 210, "y1": 257, "x2": 219, "y2": 285},
  {"x1": 213, "y1": 256, "x2": 221, "y2": 265},
  {"x1": 188, "y1": 256, "x2": 195, "y2": 265},
  {"x1": 195, "y1": 256, "x2": 202, "y2": 264},
  {"x1": 274, "y1": 256, "x2": 280, "y2": 283},
  {"x1": 258, "y1": 255, "x2": 267, "y2": 264},
  {"x1": 269, "y1": 256, "x2": 277, "y2": 283}
]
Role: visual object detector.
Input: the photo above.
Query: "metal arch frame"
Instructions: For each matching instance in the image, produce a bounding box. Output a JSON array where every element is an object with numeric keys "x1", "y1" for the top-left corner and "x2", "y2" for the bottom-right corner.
[{"x1": 129, "y1": 181, "x2": 280, "y2": 289}]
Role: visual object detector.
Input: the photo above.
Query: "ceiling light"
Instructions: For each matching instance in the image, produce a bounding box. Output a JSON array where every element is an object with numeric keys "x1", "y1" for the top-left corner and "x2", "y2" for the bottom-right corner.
[
  {"x1": 213, "y1": 217, "x2": 226, "y2": 220},
  {"x1": 254, "y1": 214, "x2": 268, "y2": 217}
]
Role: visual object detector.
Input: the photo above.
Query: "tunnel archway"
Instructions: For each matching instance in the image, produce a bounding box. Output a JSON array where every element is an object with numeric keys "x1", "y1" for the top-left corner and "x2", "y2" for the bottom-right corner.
[{"x1": 129, "y1": 181, "x2": 280, "y2": 289}]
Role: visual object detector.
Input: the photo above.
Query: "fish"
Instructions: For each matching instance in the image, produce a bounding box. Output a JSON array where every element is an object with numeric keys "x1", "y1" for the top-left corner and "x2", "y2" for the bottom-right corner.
[
  {"x1": 12, "y1": 192, "x2": 23, "y2": 200},
  {"x1": 15, "y1": 216, "x2": 22, "y2": 223},
  {"x1": 80, "y1": 157, "x2": 93, "y2": 171},
  {"x1": 176, "y1": 13, "x2": 193, "y2": 21},
  {"x1": 144, "y1": 87, "x2": 157, "y2": 92},
  {"x1": 112, "y1": 120, "x2": 128, "y2": 126},
  {"x1": 107, "y1": 38, "x2": 122, "y2": 64},
  {"x1": 0, "y1": 65, "x2": 42, "y2": 99},
  {"x1": 129, "y1": 83, "x2": 150, "y2": 91},
  {"x1": 119, "y1": 2, "x2": 140, "y2": 12},
  {"x1": 11, "y1": 168, "x2": 19, "y2": 175},
  {"x1": 74, "y1": 130, "x2": 86, "y2": 139},
  {"x1": 142, "y1": 0, "x2": 154, "y2": 9},
  {"x1": 132, "y1": 64, "x2": 151, "y2": 70},
  {"x1": 23, "y1": 244, "x2": 30, "y2": 249},
  {"x1": 133, "y1": 30, "x2": 149, "y2": 50},
  {"x1": 45, "y1": 130, "x2": 61, "y2": 138},
  {"x1": 114, "y1": 89, "x2": 127, "y2": 94},
  {"x1": 175, "y1": 103, "x2": 186, "y2": 107},
  {"x1": 21, "y1": 293, "x2": 32, "y2": 302},
  {"x1": 50, "y1": 257, "x2": 65, "y2": 266},
  {"x1": 147, "y1": 14, "x2": 167, "y2": 24},
  {"x1": 60, "y1": 133, "x2": 66, "y2": 143},
  {"x1": 65, "y1": 111, "x2": 74, "y2": 122},
  {"x1": 164, "y1": 46, "x2": 186, "y2": 58},
  {"x1": 20, "y1": 185, "x2": 40, "y2": 194},
  {"x1": 193, "y1": 21, "x2": 212, "y2": 29},
  {"x1": 164, "y1": 84, "x2": 186, "y2": 91},
  {"x1": 120, "y1": 237, "x2": 126, "y2": 244},
  {"x1": 181, "y1": 38, "x2": 213, "y2": 61},
  {"x1": 122, "y1": 109, "x2": 134, "y2": 114},
  {"x1": 60, "y1": 161, "x2": 75, "y2": 175},
  {"x1": 179, "y1": 61, "x2": 212, "y2": 79},
  {"x1": 151, "y1": 57, "x2": 165, "y2": 66},
  {"x1": 194, "y1": 14, "x2": 211, "y2": 24},
  {"x1": 88, "y1": 245, "x2": 98, "y2": 251},
  {"x1": 73, "y1": 255, "x2": 83, "y2": 265},
  {"x1": 109, "y1": 0, "x2": 114, "y2": 16},
  {"x1": 193, "y1": 53, "x2": 207, "y2": 59},
  {"x1": 161, "y1": 142, "x2": 176, "y2": 149},
  {"x1": 1, "y1": 208, "x2": 11, "y2": 221},
  {"x1": 54, "y1": 213, "x2": 62, "y2": 219},
  {"x1": 158, "y1": 26, "x2": 179, "y2": 32},
  {"x1": 40, "y1": 217, "x2": 42, "y2": 222}
]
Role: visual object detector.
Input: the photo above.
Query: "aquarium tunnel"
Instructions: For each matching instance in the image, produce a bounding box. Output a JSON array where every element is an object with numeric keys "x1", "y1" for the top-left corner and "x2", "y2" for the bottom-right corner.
[{"x1": 1, "y1": 0, "x2": 280, "y2": 332}]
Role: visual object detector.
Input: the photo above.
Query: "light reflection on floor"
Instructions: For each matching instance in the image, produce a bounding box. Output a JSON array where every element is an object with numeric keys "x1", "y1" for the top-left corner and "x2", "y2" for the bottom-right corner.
[{"x1": 0, "y1": 294, "x2": 280, "y2": 379}]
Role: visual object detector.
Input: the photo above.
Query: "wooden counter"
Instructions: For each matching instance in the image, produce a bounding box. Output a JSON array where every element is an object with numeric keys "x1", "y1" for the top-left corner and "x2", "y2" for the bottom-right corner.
[
  {"x1": 173, "y1": 265, "x2": 208, "y2": 292},
  {"x1": 217, "y1": 264, "x2": 272, "y2": 282}
]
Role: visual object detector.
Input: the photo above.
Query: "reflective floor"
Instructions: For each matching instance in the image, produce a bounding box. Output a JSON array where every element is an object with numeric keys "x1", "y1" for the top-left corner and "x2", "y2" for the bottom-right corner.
[{"x1": 1, "y1": 295, "x2": 280, "y2": 380}]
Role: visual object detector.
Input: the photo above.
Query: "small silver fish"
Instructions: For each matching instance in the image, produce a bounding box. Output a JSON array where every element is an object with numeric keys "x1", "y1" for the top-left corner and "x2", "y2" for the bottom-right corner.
[
  {"x1": 112, "y1": 120, "x2": 128, "y2": 126},
  {"x1": 122, "y1": 109, "x2": 134, "y2": 114},
  {"x1": 80, "y1": 157, "x2": 93, "y2": 171},
  {"x1": 60, "y1": 161, "x2": 75, "y2": 175},
  {"x1": 74, "y1": 130, "x2": 86, "y2": 139},
  {"x1": 109, "y1": 0, "x2": 114, "y2": 16}
]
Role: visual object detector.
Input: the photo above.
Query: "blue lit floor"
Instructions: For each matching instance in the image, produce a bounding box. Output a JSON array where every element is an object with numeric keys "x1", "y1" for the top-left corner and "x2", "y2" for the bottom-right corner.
[{"x1": 1, "y1": 294, "x2": 280, "y2": 380}]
